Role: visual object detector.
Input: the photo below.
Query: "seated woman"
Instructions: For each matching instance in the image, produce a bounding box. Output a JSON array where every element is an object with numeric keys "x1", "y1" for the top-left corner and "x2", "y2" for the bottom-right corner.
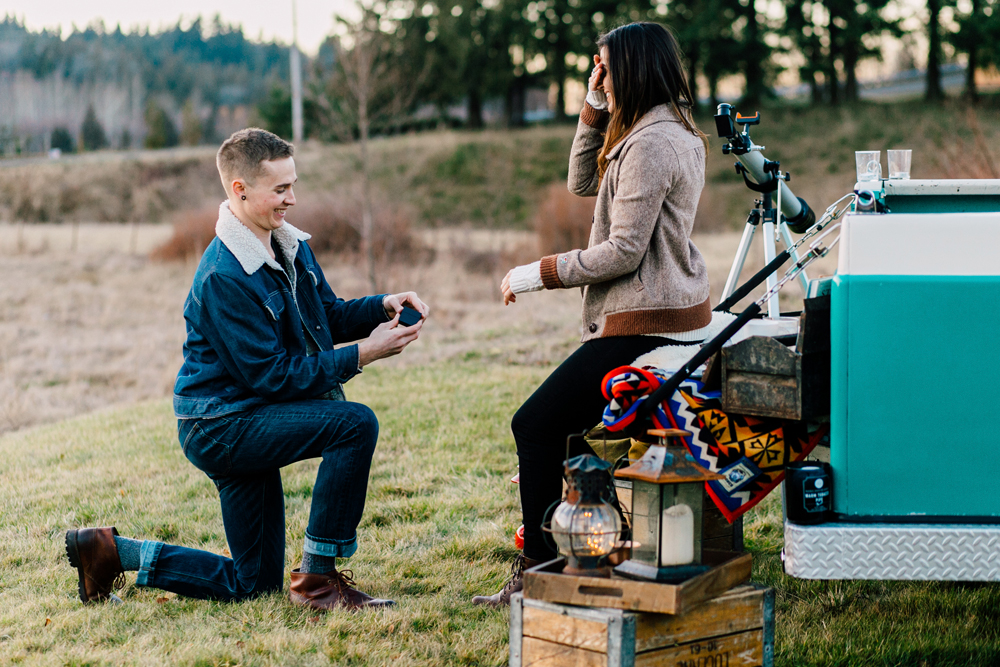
[{"x1": 473, "y1": 22, "x2": 712, "y2": 606}]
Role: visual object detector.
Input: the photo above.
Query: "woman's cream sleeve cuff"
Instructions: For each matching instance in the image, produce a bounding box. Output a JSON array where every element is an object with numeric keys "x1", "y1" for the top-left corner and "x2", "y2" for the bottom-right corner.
[
  {"x1": 586, "y1": 89, "x2": 608, "y2": 110},
  {"x1": 509, "y1": 261, "x2": 544, "y2": 294}
]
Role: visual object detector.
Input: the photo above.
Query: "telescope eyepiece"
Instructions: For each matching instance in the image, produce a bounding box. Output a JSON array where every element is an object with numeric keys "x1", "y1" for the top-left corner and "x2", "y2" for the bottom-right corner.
[{"x1": 714, "y1": 103, "x2": 736, "y2": 139}]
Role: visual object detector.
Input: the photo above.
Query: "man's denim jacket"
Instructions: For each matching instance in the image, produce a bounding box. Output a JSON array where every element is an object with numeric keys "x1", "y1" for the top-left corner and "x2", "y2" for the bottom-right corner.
[{"x1": 173, "y1": 202, "x2": 388, "y2": 419}]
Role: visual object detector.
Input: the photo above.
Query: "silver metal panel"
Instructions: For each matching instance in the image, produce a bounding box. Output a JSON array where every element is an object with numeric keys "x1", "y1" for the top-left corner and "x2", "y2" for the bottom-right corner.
[{"x1": 784, "y1": 520, "x2": 1000, "y2": 580}]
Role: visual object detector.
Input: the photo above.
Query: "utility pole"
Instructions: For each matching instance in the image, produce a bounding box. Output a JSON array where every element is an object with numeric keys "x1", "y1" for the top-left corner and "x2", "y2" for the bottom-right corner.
[{"x1": 291, "y1": 0, "x2": 304, "y2": 143}]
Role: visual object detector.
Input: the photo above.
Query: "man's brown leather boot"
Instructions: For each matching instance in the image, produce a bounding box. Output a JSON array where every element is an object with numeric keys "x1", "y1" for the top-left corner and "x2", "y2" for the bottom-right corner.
[
  {"x1": 289, "y1": 568, "x2": 395, "y2": 611},
  {"x1": 65, "y1": 527, "x2": 126, "y2": 603},
  {"x1": 471, "y1": 553, "x2": 543, "y2": 608}
]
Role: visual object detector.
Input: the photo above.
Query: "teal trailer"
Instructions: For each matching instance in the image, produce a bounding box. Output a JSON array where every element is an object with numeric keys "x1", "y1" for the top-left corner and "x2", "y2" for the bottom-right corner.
[{"x1": 783, "y1": 179, "x2": 1000, "y2": 580}]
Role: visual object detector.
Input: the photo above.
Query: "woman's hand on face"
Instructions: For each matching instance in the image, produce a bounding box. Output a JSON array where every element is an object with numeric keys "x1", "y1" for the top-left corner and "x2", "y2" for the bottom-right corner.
[
  {"x1": 501, "y1": 270, "x2": 517, "y2": 306},
  {"x1": 357, "y1": 315, "x2": 423, "y2": 367},
  {"x1": 588, "y1": 55, "x2": 606, "y2": 92},
  {"x1": 383, "y1": 292, "x2": 430, "y2": 319}
]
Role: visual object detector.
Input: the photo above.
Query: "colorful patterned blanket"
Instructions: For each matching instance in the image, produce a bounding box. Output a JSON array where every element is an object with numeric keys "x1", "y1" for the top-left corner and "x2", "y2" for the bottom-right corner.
[{"x1": 601, "y1": 365, "x2": 827, "y2": 522}]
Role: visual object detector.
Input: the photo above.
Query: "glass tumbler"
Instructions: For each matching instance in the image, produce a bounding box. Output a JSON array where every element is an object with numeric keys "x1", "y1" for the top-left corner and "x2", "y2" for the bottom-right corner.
[
  {"x1": 888, "y1": 150, "x2": 912, "y2": 179},
  {"x1": 855, "y1": 150, "x2": 882, "y2": 182}
]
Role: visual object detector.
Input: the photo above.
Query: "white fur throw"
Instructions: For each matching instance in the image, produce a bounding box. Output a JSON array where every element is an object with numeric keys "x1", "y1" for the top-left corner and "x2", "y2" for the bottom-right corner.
[{"x1": 632, "y1": 312, "x2": 799, "y2": 373}]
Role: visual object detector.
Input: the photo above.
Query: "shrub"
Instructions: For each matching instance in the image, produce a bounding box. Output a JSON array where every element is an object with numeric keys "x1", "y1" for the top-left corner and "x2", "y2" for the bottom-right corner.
[
  {"x1": 534, "y1": 182, "x2": 594, "y2": 255},
  {"x1": 291, "y1": 196, "x2": 435, "y2": 265},
  {"x1": 149, "y1": 207, "x2": 218, "y2": 261},
  {"x1": 50, "y1": 127, "x2": 74, "y2": 153}
]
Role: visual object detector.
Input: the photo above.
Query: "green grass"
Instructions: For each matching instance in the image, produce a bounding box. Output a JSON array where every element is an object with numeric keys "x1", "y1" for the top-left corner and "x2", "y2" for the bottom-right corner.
[{"x1": 3, "y1": 361, "x2": 1000, "y2": 665}]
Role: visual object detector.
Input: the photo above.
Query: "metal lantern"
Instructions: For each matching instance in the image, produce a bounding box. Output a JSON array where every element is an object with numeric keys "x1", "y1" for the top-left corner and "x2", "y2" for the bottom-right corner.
[
  {"x1": 613, "y1": 429, "x2": 723, "y2": 582},
  {"x1": 546, "y1": 454, "x2": 622, "y2": 576}
]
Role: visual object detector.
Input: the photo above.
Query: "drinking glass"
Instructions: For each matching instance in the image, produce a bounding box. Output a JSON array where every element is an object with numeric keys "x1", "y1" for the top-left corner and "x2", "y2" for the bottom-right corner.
[
  {"x1": 855, "y1": 150, "x2": 882, "y2": 182},
  {"x1": 888, "y1": 149, "x2": 912, "y2": 179}
]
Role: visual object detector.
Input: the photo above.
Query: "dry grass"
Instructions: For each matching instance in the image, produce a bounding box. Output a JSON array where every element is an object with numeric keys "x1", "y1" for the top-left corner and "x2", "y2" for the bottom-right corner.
[
  {"x1": 0, "y1": 149, "x2": 220, "y2": 223},
  {"x1": 0, "y1": 223, "x2": 835, "y2": 440},
  {"x1": 4, "y1": 99, "x2": 1000, "y2": 234},
  {"x1": 151, "y1": 196, "x2": 435, "y2": 266}
]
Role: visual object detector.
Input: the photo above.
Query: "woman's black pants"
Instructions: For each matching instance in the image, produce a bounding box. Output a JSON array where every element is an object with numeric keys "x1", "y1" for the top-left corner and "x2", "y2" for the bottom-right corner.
[{"x1": 512, "y1": 335, "x2": 694, "y2": 562}]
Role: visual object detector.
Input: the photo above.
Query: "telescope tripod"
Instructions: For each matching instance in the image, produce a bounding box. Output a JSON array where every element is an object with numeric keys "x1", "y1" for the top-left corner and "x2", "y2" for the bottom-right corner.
[{"x1": 720, "y1": 190, "x2": 811, "y2": 319}]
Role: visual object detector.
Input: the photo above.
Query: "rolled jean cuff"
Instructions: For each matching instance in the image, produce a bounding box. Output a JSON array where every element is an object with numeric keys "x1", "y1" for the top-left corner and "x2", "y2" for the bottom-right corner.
[
  {"x1": 136, "y1": 540, "x2": 164, "y2": 587},
  {"x1": 304, "y1": 532, "x2": 357, "y2": 559}
]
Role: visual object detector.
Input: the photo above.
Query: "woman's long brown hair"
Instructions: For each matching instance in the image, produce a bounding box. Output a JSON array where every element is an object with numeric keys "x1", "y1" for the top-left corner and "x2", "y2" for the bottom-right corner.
[{"x1": 596, "y1": 23, "x2": 707, "y2": 179}]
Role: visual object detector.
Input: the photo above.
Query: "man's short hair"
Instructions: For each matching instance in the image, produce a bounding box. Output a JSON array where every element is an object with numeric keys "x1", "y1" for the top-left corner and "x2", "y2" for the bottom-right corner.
[{"x1": 217, "y1": 128, "x2": 294, "y2": 188}]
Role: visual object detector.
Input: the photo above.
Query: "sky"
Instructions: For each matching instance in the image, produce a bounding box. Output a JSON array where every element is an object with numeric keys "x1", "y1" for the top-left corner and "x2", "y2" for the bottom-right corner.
[{"x1": 0, "y1": 0, "x2": 356, "y2": 55}]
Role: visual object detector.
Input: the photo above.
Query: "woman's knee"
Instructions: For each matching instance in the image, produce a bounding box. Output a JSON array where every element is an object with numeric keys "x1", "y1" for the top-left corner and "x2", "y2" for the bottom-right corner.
[{"x1": 512, "y1": 399, "x2": 550, "y2": 457}]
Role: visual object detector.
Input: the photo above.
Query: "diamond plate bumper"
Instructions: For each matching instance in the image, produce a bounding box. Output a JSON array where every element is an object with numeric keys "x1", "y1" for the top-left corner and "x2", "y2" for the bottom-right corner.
[{"x1": 783, "y1": 520, "x2": 1000, "y2": 580}]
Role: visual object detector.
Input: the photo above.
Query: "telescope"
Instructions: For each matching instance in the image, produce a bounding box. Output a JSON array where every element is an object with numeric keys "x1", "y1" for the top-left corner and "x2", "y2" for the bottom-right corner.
[{"x1": 714, "y1": 103, "x2": 815, "y2": 233}]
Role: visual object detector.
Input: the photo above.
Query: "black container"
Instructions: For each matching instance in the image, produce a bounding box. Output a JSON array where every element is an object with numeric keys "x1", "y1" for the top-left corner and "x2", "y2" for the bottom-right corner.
[{"x1": 784, "y1": 461, "x2": 832, "y2": 524}]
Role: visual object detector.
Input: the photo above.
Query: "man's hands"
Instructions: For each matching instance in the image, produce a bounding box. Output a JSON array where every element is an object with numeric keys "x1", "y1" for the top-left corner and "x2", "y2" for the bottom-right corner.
[
  {"x1": 383, "y1": 292, "x2": 429, "y2": 320},
  {"x1": 501, "y1": 270, "x2": 516, "y2": 306},
  {"x1": 357, "y1": 292, "x2": 429, "y2": 368},
  {"x1": 357, "y1": 315, "x2": 423, "y2": 367}
]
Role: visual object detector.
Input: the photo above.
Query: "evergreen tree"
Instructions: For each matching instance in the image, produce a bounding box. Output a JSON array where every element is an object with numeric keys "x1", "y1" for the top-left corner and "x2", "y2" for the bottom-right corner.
[
  {"x1": 950, "y1": 0, "x2": 1000, "y2": 102},
  {"x1": 926, "y1": 0, "x2": 957, "y2": 101},
  {"x1": 144, "y1": 102, "x2": 179, "y2": 149},
  {"x1": 81, "y1": 104, "x2": 108, "y2": 151}
]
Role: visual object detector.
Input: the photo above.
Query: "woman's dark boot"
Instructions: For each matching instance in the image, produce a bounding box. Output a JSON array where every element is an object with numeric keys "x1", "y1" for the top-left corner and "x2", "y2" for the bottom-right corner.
[{"x1": 471, "y1": 554, "x2": 543, "y2": 608}]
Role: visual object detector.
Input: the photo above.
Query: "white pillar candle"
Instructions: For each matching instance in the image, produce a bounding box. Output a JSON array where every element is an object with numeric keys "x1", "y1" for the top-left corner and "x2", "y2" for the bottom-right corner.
[{"x1": 660, "y1": 504, "x2": 695, "y2": 566}]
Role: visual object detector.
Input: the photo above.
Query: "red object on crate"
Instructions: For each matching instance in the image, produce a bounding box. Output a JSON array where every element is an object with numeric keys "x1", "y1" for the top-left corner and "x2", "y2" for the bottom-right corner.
[{"x1": 514, "y1": 525, "x2": 525, "y2": 550}]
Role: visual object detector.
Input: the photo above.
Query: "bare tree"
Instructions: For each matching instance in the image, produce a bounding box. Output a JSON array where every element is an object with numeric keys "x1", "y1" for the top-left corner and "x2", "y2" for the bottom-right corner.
[{"x1": 315, "y1": 4, "x2": 426, "y2": 293}]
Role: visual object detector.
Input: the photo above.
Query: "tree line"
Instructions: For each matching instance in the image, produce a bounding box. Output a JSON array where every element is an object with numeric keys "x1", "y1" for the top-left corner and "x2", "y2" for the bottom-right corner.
[
  {"x1": 3, "y1": 0, "x2": 1000, "y2": 153},
  {"x1": 0, "y1": 15, "x2": 287, "y2": 152},
  {"x1": 264, "y1": 0, "x2": 1000, "y2": 142}
]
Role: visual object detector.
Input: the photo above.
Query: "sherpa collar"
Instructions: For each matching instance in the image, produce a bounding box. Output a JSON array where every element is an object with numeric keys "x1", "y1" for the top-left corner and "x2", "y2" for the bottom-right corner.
[{"x1": 215, "y1": 201, "x2": 312, "y2": 275}]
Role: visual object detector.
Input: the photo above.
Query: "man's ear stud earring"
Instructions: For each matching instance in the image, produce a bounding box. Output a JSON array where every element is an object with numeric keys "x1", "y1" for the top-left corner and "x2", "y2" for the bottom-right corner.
[{"x1": 241, "y1": 195, "x2": 246, "y2": 200}]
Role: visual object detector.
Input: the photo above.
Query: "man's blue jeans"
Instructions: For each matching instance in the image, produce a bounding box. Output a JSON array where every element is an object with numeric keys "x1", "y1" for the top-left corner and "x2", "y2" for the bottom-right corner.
[{"x1": 135, "y1": 400, "x2": 378, "y2": 602}]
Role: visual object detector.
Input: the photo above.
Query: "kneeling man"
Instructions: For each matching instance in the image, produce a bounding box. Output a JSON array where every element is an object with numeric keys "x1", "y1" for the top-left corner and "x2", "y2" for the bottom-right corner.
[{"x1": 66, "y1": 128, "x2": 427, "y2": 610}]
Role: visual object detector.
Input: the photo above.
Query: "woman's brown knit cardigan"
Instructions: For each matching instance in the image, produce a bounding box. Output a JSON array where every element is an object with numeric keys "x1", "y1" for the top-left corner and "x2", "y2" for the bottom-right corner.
[{"x1": 539, "y1": 102, "x2": 711, "y2": 342}]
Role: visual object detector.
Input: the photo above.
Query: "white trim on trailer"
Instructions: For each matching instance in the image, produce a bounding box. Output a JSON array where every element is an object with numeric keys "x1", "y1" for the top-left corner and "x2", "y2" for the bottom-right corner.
[{"x1": 837, "y1": 213, "x2": 1000, "y2": 276}]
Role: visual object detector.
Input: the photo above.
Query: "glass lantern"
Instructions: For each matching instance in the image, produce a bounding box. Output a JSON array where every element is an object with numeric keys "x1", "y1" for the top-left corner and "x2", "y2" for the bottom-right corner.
[
  {"x1": 613, "y1": 429, "x2": 723, "y2": 582},
  {"x1": 546, "y1": 454, "x2": 622, "y2": 576}
]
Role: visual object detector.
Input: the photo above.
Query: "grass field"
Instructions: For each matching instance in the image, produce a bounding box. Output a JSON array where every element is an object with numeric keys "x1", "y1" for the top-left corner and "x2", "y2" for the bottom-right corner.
[
  {"x1": 3, "y1": 361, "x2": 1000, "y2": 666},
  {"x1": 4, "y1": 102, "x2": 1000, "y2": 665}
]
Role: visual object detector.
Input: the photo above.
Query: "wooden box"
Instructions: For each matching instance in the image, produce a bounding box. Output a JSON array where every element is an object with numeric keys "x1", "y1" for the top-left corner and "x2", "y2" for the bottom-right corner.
[
  {"x1": 721, "y1": 293, "x2": 830, "y2": 421},
  {"x1": 510, "y1": 584, "x2": 774, "y2": 667},
  {"x1": 522, "y1": 551, "x2": 752, "y2": 616}
]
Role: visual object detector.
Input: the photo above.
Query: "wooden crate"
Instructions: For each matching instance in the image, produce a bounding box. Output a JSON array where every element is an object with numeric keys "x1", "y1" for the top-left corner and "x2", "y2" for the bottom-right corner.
[
  {"x1": 523, "y1": 551, "x2": 752, "y2": 616},
  {"x1": 510, "y1": 584, "x2": 774, "y2": 667},
  {"x1": 720, "y1": 293, "x2": 830, "y2": 421}
]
